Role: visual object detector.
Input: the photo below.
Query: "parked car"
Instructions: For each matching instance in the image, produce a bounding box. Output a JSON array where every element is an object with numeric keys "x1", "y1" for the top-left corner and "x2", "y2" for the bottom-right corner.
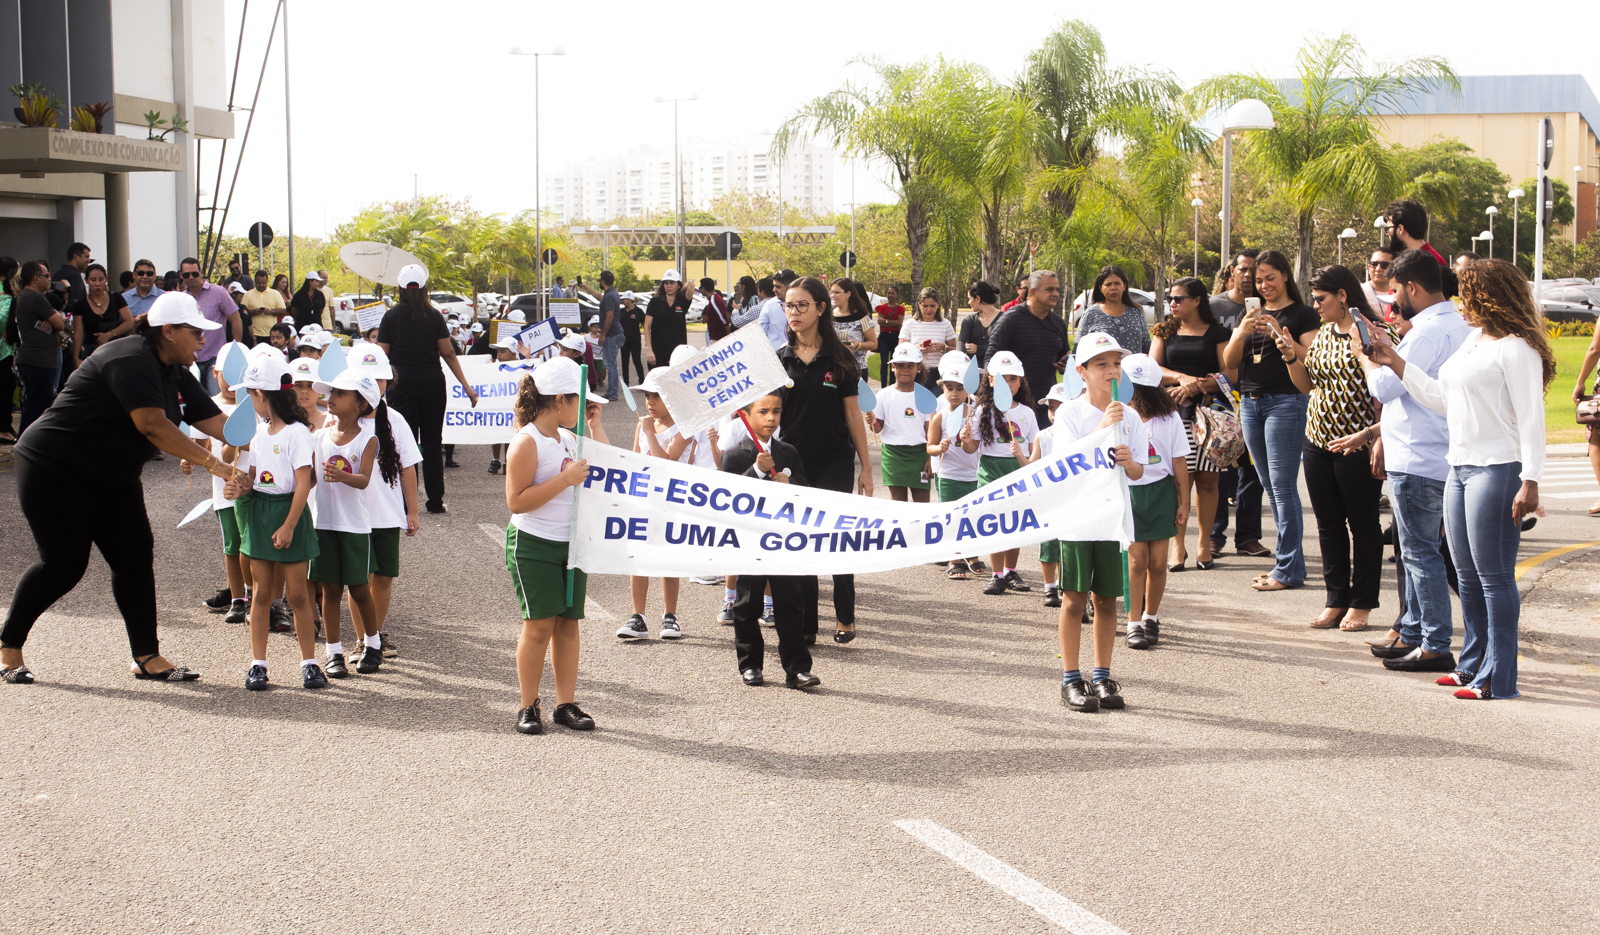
[
  {"x1": 430, "y1": 292, "x2": 475, "y2": 320},
  {"x1": 1539, "y1": 284, "x2": 1600, "y2": 323},
  {"x1": 501, "y1": 290, "x2": 602, "y2": 329},
  {"x1": 331, "y1": 293, "x2": 390, "y2": 334}
]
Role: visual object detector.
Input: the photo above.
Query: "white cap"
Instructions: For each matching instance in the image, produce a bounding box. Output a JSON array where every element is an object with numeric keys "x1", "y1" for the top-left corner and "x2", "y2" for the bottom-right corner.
[
  {"x1": 146, "y1": 291, "x2": 222, "y2": 330},
  {"x1": 937, "y1": 350, "x2": 970, "y2": 383},
  {"x1": 531, "y1": 356, "x2": 605, "y2": 403},
  {"x1": 280, "y1": 323, "x2": 298, "y2": 338},
  {"x1": 1122, "y1": 353, "x2": 1163, "y2": 388},
  {"x1": 1043, "y1": 382, "x2": 1073, "y2": 404},
  {"x1": 288, "y1": 356, "x2": 319, "y2": 384},
  {"x1": 619, "y1": 291, "x2": 637, "y2": 301},
  {"x1": 300, "y1": 323, "x2": 322, "y2": 334},
  {"x1": 637, "y1": 368, "x2": 668, "y2": 394},
  {"x1": 507, "y1": 310, "x2": 527, "y2": 323},
  {"x1": 890, "y1": 343, "x2": 923, "y2": 365},
  {"x1": 212, "y1": 341, "x2": 244, "y2": 372},
  {"x1": 987, "y1": 350, "x2": 1026, "y2": 377},
  {"x1": 1075, "y1": 331, "x2": 1132, "y2": 362},
  {"x1": 351, "y1": 343, "x2": 393, "y2": 380},
  {"x1": 305, "y1": 271, "x2": 322, "y2": 282},
  {"x1": 314, "y1": 369, "x2": 381, "y2": 409},
  {"x1": 669, "y1": 344, "x2": 698, "y2": 366},
  {"x1": 247, "y1": 342, "x2": 286, "y2": 362},
  {"x1": 659, "y1": 269, "x2": 683, "y2": 283},
  {"x1": 228, "y1": 281, "x2": 246, "y2": 294},
  {"x1": 238, "y1": 355, "x2": 293, "y2": 391},
  {"x1": 397, "y1": 263, "x2": 428, "y2": 289},
  {"x1": 490, "y1": 339, "x2": 518, "y2": 351},
  {"x1": 470, "y1": 321, "x2": 484, "y2": 333},
  {"x1": 558, "y1": 331, "x2": 588, "y2": 353}
]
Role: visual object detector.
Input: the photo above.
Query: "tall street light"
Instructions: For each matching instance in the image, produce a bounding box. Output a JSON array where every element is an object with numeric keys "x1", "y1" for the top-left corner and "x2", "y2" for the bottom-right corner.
[
  {"x1": 510, "y1": 44, "x2": 566, "y2": 314},
  {"x1": 1577, "y1": 166, "x2": 1587, "y2": 245},
  {"x1": 1485, "y1": 205, "x2": 1499, "y2": 259},
  {"x1": 1337, "y1": 227, "x2": 1356, "y2": 265},
  {"x1": 1508, "y1": 188, "x2": 1524, "y2": 264},
  {"x1": 1190, "y1": 198, "x2": 1202, "y2": 274},
  {"x1": 654, "y1": 94, "x2": 700, "y2": 277},
  {"x1": 1220, "y1": 99, "x2": 1274, "y2": 271}
]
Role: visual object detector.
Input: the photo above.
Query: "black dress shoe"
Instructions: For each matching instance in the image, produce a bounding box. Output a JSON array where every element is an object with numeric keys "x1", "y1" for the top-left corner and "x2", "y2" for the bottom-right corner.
[
  {"x1": 1383, "y1": 649, "x2": 1458, "y2": 672},
  {"x1": 1126, "y1": 624, "x2": 1149, "y2": 649},
  {"x1": 1372, "y1": 641, "x2": 1418, "y2": 660},
  {"x1": 325, "y1": 654, "x2": 348, "y2": 679},
  {"x1": 302, "y1": 663, "x2": 328, "y2": 689},
  {"x1": 741, "y1": 668, "x2": 764, "y2": 686},
  {"x1": 1089, "y1": 678, "x2": 1125, "y2": 709},
  {"x1": 553, "y1": 702, "x2": 595, "y2": 731},
  {"x1": 356, "y1": 645, "x2": 383, "y2": 674},
  {"x1": 516, "y1": 701, "x2": 543, "y2": 734},
  {"x1": 1144, "y1": 619, "x2": 1160, "y2": 645},
  {"x1": 1061, "y1": 679, "x2": 1099, "y2": 712},
  {"x1": 833, "y1": 628, "x2": 855, "y2": 644},
  {"x1": 1237, "y1": 540, "x2": 1272, "y2": 557},
  {"x1": 982, "y1": 575, "x2": 1008, "y2": 596},
  {"x1": 786, "y1": 671, "x2": 821, "y2": 690},
  {"x1": 1043, "y1": 585, "x2": 1061, "y2": 608}
]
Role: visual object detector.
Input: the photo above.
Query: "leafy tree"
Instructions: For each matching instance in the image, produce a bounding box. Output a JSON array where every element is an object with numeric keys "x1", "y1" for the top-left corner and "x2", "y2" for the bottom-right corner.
[
  {"x1": 1192, "y1": 32, "x2": 1458, "y2": 288},
  {"x1": 1508, "y1": 177, "x2": 1575, "y2": 275},
  {"x1": 1391, "y1": 140, "x2": 1507, "y2": 259}
]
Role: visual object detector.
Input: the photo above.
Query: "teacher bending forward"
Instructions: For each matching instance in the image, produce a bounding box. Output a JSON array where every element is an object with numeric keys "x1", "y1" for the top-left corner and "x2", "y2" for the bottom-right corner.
[
  {"x1": 2, "y1": 293, "x2": 241, "y2": 684},
  {"x1": 779, "y1": 276, "x2": 874, "y2": 645}
]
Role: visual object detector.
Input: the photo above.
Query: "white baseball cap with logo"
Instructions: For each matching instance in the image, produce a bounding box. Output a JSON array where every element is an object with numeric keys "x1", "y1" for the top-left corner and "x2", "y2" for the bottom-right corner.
[
  {"x1": 669, "y1": 343, "x2": 699, "y2": 367},
  {"x1": 1121, "y1": 353, "x2": 1163, "y2": 387},
  {"x1": 351, "y1": 343, "x2": 393, "y2": 380},
  {"x1": 1043, "y1": 381, "x2": 1074, "y2": 405},
  {"x1": 288, "y1": 356, "x2": 319, "y2": 384},
  {"x1": 890, "y1": 342, "x2": 923, "y2": 365},
  {"x1": 507, "y1": 310, "x2": 527, "y2": 323},
  {"x1": 558, "y1": 331, "x2": 588, "y2": 354},
  {"x1": 247, "y1": 342, "x2": 286, "y2": 362},
  {"x1": 314, "y1": 369, "x2": 381, "y2": 409},
  {"x1": 532, "y1": 356, "x2": 605, "y2": 402},
  {"x1": 1075, "y1": 331, "x2": 1132, "y2": 363},
  {"x1": 397, "y1": 263, "x2": 428, "y2": 289},
  {"x1": 238, "y1": 355, "x2": 293, "y2": 391},
  {"x1": 228, "y1": 281, "x2": 246, "y2": 294},
  {"x1": 987, "y1": 350, "x2": 1026, "y2": 377},
  {"x1": 659, "y1": 269, "x2": 683, "y2": 283},
  {"x1": 146, "y1": 291, "x2": 222, "y2": 331},
  {"x1": 937, "y1": 350, "x2": 970, "y2": 383}
]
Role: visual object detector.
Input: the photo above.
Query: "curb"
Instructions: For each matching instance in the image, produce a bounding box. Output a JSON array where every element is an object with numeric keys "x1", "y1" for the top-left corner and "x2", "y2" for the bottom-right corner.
[{"x1": 1516, "y1": 540, "x2": 1600, "y2": 596}]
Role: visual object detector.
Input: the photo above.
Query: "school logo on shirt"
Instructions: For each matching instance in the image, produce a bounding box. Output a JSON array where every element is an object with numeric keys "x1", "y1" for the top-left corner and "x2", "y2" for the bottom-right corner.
[
  {"x1": 1008, "y1": 421, "x2": 1022, "y2": 438},
  {"x1": 1147, "y1": 441, "x2": 1161, "y2": 464},
  {"x1": 904, "y1": 407, "x2": 916, "y2": 417},
  {"x1": 272, "y1": 444, "x2": 281, "y2": 455},
  {"x1": 559, "y1": 456, "x2": 573, "y2": 475},
  {"x1": 326, "y1": 455, "x2": 353, "y2": 473},
  {"x1": 823, "y1": 371, "x2": 835, "y2": 388},
  {"x1": 258, "y1": 470, "x2": 277, "y2": 489}
]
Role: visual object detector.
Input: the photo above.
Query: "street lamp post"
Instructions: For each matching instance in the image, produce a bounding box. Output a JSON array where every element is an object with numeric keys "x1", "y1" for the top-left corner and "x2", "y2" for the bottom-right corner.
[
  {"x1": 1337, "y1": 227, "x2": 1356, "y2": 265},
  {"x1": 1578, "y1": 166, "x2": 1587, "y2": 245},
  {"x1": 1220, "y1": 99, "x2": 1274, "y2": 272},
  {"x1": 653, "y1": 94, "x2": 700, "y2": 278},
  {"x1": 1485, "y1": 205, "x2": 1499, "y2": 259},
  {"x1": 1508, "y1": 188, "x2": 1524, "y2": 264},
  {"x1": 1190, "y1": 198, "x2": 1202, "y2": 274},
  {"x1": 510, "y1": 45, "x2": 566, "y2": 316}
]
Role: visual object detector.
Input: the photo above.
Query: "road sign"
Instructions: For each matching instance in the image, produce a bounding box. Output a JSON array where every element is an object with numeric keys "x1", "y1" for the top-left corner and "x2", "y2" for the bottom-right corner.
[
  {"x1": 839, "y1": 250, "x2": 857, "y2": 270},
  {"x1": 716, "y1": 231, "x2": 743, "y2": 260},
  {"x1": 541, "y1": 248, "x2": 559, "y2": 265},
  {"x1": 248, "y1": 222, "x2": 274, "y2": 248},
  {"x1": 1540, "y1": 118, "x2": 1554, "y2": 170}
]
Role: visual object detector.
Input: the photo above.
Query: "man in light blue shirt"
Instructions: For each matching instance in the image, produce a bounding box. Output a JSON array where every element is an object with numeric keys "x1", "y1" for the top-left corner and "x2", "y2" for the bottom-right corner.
[
  {"x1": 1357, "y1": 249, "x2": 1470, "y2": 672},
  {"x1": 756, "y1": 269, "x2": 797, "y2": 351},
  {"x1": 121, "y1": 259, "x2": 165, "y2": 317}
]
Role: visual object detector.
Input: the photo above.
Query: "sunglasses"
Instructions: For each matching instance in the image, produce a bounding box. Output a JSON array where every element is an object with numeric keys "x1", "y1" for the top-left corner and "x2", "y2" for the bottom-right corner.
[
  {"x1": 135, "y1": 269, "x2": 156, "y2": 276},
  {"x1": 1166, "y1": 294, "x2": 1190, "y2": 303},
  {"x1": 1369, "y1": 261, "x2": 1391, "y2": 269},
  {"x1": 180, "y1": 271, "x2": 202, "y2": 279}
]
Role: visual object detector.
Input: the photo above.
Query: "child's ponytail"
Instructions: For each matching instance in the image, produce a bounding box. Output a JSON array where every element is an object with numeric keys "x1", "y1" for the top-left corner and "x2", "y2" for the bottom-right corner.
[{"x1": 373, "y1": 399, "x2": 401, "y2": 486}]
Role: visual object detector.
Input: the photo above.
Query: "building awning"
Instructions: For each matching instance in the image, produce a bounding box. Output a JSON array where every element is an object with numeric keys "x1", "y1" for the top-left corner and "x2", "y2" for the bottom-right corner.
[
  {"x1": 0, "y1": 127, "x2": 186, "y2": 176},
  {"x1": 568, "y1": 225, "x2": 838, "y2": 247}
]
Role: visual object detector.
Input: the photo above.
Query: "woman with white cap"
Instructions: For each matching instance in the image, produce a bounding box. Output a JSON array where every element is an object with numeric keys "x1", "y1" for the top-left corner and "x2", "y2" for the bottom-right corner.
[
  {"x1": 4, "y1": 292, "x2": 233, "y2": 684},
  {"x1": 644, "y1": 270, "x2": 692, "y2": 370},
  {"x1": 505, "y1": 356, "x2": 603, "y2": 734},
  {"x1": 376, "y1": 263, "x2": 478, "y2": 514}
]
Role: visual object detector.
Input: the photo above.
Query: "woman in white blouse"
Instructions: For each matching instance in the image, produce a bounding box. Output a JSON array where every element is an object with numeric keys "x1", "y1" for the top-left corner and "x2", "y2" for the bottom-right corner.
[{"x1": 1362, "y1": 258, "x2": 1555, "y2": 700}]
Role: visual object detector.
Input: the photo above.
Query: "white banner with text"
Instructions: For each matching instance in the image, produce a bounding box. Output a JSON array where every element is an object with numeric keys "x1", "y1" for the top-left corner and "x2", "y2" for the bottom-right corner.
[
  {"x1": 440, "y1": 358, "x2": 529, "y2": 444},
  {"x1": 656, "y1": 332, "x2": 792, "y2": 436}
]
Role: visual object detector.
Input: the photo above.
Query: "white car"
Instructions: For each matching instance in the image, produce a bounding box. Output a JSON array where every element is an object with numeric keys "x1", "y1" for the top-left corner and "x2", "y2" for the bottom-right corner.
[
  {"x1": 430, "y1": 292, "x2": 475, "y2": 320},
  {"x1": 331, "y1": 293, "x2": 389, "y2": 334}
]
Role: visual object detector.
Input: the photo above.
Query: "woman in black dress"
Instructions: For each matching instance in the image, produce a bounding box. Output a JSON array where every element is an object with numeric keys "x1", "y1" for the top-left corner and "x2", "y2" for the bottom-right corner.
[
  {"x1": 960, "y1": 280, "x2": 1003, "y2": 369},
  {"x1": 618, "y1": 293, "x2": 646, "y2": 384},
  {"x1": 643, "y1": 270, "x2": 691, "y2": 369},
  {"x1": 779, "y1": 276, "x2": 874, "y2": 644},
  {"x1": 68, "y1": 263, "x2": 133, "y2": 367},
  {"x1": 1151, "y1": 276, "x2": 1234, "y2": 570}
]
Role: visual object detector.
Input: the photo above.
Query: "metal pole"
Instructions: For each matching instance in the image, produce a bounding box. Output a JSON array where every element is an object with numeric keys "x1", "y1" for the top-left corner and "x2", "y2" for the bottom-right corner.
[
  {"x1": 1220, "y1": 132, "x2": 1232, "y2": 275},
  {"x1": 535, "y1": 53, "x2": 542, "y2": 320},
  {"x1": 1193, "y1": 203, "x2": 1200, "y2": 274},
  {"x1": 849, "y1": 160, "x2": 855, "y2": 277},
  {"x1": 1511, "y1": 195, "x2": 1520, "y2": 266},
  {"x1": 1535, "y1": 119, "x2": 1546, "y2": 305},
  {"x1": 282, "y1": 0, "x2": 294, "y2": 291},
  {"x1": 674, "y1": 99, "x2": 682, "y2": 276}
]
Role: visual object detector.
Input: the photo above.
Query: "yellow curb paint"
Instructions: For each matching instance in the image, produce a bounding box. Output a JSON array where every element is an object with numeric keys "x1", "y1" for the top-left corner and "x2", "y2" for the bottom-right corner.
[{"x1": 1514, "y1": 541, "x2": 1600, "y2": 580}]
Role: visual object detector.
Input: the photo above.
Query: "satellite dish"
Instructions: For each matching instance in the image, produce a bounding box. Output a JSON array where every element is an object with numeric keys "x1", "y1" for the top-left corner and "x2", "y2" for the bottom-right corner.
[{"x1": 338, "y1": 241, "x2": 423, "y2": 286}]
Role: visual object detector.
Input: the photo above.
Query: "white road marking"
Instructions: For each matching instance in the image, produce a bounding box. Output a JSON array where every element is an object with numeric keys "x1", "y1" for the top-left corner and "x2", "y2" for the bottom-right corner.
[
  {"x1": 895, "y1": 819, "x2": 1129, "y2": 935},
  {"x1": 478, "y1": 523, "x2": 615, "y2": 620},
  {"x1": 1543, "y1": 491, "x2": 1600, "y2": 500}
]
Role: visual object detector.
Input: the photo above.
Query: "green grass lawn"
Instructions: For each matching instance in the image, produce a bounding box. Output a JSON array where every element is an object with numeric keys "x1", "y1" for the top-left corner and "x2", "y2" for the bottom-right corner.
[{"x1": 1550, "y1": 335, "x2": 1598, "y2": 444}]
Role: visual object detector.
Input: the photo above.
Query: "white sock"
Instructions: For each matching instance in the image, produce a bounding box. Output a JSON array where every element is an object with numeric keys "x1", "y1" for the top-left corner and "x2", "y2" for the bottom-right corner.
[
  {"x1": 762, "y1": 595, "x2": 773, "y2": 610},
  {"x1": 326, "y1": 641, "x2": 343, "y2": 658},
  {"x1": 301, "y1": 658, "x2": 317, "y2": 668},
  {"x1": 252, "y1": 659, "x2": 268, "y2": 669},
  {"x1": 1144, "y1": 613, "x2": 1160, "y2": 624},
  {"x1": 724, "y1": 587, "x2": 737, "y2": 603},
  {"x1": 365, "y1": 633, "x2": 382, "y2": 650}
]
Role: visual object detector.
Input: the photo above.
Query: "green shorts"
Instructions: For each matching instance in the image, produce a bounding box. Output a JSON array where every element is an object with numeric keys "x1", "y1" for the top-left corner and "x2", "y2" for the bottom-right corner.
[
  {"x1": 937, "y1": 476, "x2": 979, "y2": 503},
  {"x1": 978, "y1": 454, "x2": 1020, "y2": 486},
  {"x1": 880, "y1": 443, "x2": 930, "y2": 489},
  {"x1": 370, "y1": 526, "x2": 400, "y2": 579},
  {"x1": 238, "y1": 491, "x2": 320, "y2": 565},
  {"x1": 309, "y1": 529, "x2": 373, "y2": 587},
  {"x1": 217, "y1": 506, "x2": 242, "y2": 557},
  {"x1": 1039, "y1": 539, "x2": 1060, "y2": 564},
  {"x1": 1058, "y1": 540, "x2": 1124, "y2": 597},
  {"x1": 1131, "y1": 475, "x2": 1179, "y2": 542},
  {"x1": 505, "y1": 524, "x2": 586, "y2": 621}
]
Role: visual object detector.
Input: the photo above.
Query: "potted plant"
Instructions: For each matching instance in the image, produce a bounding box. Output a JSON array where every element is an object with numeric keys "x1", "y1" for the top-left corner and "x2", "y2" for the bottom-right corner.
[
  {"x1": 69, "y1": 101, "x2": 111, "y2": 133},
  {"x1": 9, "y1": 82, "x2": 62, "y2": 128}
]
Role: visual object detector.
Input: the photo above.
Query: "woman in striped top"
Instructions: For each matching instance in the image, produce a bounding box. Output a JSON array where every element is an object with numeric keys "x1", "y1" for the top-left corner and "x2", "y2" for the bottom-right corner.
[{"x1": 898, "y1": 287, "x2": 956, "y2": 392}]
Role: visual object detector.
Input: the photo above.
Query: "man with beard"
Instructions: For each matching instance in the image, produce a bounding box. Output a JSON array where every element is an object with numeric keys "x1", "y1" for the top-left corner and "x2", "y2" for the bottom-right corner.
[
  {"x1": 1208, "y1": 249, "x2": 1269, "y2": 557},
  {"x1": 1382, "y1": 199, "x2": 1449, "y2": 268},
  {"x1": 1353, "y1": 249, "x2": 1471, "y2": 672}
]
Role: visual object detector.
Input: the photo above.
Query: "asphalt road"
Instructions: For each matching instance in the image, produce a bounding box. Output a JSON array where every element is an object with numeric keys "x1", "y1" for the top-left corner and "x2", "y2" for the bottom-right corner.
[{"x1": 2, "y1": 402, "x2": 1597, "y2": 934}]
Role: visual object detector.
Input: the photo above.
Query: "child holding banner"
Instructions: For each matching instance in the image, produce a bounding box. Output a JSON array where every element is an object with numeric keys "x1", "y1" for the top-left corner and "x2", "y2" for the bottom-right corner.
[
  {"x1": 967, "y1": 351, "x2": 1039, "y2": 596},
  {"x1": 718, "y1": 390, "x2": 820, "y2": 690},
  {"x1": 504, "y1": 357, "x2": 599, "y2": 735},
  {"x1": 1120, "y1": 354, "x2": 1190, "y2": 650},
  {"x1": 927, "y1": 351, "x2": 982, "y2": 579},
  {"x1": 226, "y1": 355, "x2": 324, "y2": 691},
  {"x1": 618, "y1": 368, "x2": 690, "y2": 641},
  {"x1": 185, "y1": 344, "x2": 254, "y2": 623},
  {"x1": 871, "y1": 343, "x2": 933, "y2": 503},
  {"x1": 1045, "y1": 333, "x2": 1147, "y2": 712}
]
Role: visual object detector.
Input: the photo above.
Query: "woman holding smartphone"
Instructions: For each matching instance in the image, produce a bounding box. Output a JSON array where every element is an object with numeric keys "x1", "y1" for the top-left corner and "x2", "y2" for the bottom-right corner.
[{"x1": 1222, "y1": 250, "x2": 1319, "y2": 592}]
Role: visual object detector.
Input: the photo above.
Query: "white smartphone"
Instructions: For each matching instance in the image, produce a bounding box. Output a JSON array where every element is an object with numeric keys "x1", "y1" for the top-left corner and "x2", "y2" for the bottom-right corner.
[{"x1": 1244, "y1": 297, "x2": 1262, "y2": 315}]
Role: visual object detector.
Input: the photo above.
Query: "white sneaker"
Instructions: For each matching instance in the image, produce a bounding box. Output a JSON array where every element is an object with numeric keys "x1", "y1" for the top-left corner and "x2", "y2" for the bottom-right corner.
[
  {"x1": 760, "y1": 607, "x2": 776, "y2": 627},
  {"x1": 616, "y1": 614, "x2": 649, "y2": 639},
  {"x1": 660, "y1": 613, "x2": 683, "y2": 640},
  {"x1": 717, "y1": 601, "x2": 735, "y2": 625},
  {"x1": 689, "y1": 575, "x2": 723, "y2": 586}
]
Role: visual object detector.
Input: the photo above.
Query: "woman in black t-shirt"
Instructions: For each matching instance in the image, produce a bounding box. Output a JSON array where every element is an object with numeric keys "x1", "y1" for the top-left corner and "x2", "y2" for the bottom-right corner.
[
  {"x1": 68, "y1": 264, "x2": 132, "y2": 367},
  {"x1": 618, "y1": 293, "x2": 646, "y2": 384},
  {"x1": 1221, "y1": 250, "x2": 1320, "y2": 592},
  {"x1": 960, "y1": 281, "x2": 1003, "y2": 374},
  {"x1": 643, "y1": 271, "x2": 691, "y2": 369},
  {"x1": 1151, "y1": 276, "x2": 1235, "y2": 569}
]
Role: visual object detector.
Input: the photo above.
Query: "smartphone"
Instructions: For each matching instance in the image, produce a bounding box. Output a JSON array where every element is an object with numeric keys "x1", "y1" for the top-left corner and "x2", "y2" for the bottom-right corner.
[
  {"x1": 1244, "y1": 297, "x2": 1262, "y2": 315},
  {"x1": 1352, "y1": 314, "x2": 1373, "y2": 356}
]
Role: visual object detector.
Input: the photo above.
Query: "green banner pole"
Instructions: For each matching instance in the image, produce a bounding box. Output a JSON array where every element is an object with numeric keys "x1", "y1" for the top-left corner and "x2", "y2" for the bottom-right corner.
[{"x1": 566, "y1": 364, "x2": 588, "y2": 607}]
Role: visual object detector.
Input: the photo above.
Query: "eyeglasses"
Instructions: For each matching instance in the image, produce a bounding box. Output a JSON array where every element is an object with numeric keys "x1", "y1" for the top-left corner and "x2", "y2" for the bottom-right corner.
[
  {"x1": 1166, "y1": 294, "x2": 1190, "y2": 303},
  {"x1": 180, "y1": 271, "x2": 202, "y2": 279},
  {"x1": 783, "y1": 301, "x2": 815, "y2": 312},
  {"x1": 1368, "y1": 261, "x2": 1391, "y2": 270},
  {"x1": 135, "y1": 269, "x2": 156, "y2": 276}
]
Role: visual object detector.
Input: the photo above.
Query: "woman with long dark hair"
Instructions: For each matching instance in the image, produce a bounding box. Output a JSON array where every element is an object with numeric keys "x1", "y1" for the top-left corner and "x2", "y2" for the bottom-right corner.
[
  {"x1": 376, "y1": 264, "x2": 478, "y2": 514},
  {"x1": 899, "y1": 287, "x2": 956, "y2": 392},
  {"x1": 780, "y1": 276, "x2": 873, "y2": 647},
  {"x1": 830, "y1": 277, "x2": 878, "y2": 377},
  {"x1": 961, "y1": 281, "x2": 1003, "y2": 368},
  {"x1": 1079, "y1": 265, "x2": 1149, "y2": 354},
  {"x1": 1294, "y1": 265, "x2": 1395, "y2": 631},
  {"x1": 1222, "y1": 250, "x2": 1320, "y2": 592},
  {"x1": 289, "y1": 272, "x2": 327, "y2": 333},
  {"x1": 68, "y1": 264, "x2": 133, "y2": 368},
  {"x1": 271, "y1": 273, "x2": 291, "y2": 305},
  {"x1": 644, "y1": 270, "x2": 691, "y2": 369},
  {"x1": 1151, "y1": 275, "x2": 1233, "y2": 570},
  {"x1": 730, "y1": 276, "x2": 762, "y2": 331},
  {"x1": 1363, "y1": 259, "x2": 1552, "y2": 699}
]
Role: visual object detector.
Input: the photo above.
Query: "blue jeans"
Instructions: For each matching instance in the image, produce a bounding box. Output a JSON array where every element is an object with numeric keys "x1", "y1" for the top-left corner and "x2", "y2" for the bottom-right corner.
[
  {"x1": 602, "y1": 332, "x2": 625, "y2": 400},
  {"x1": 1389, "y1": 471, "x2": 1452, "y2": 654},
  {"x1": 1239, "y1": 393, "x2": 1308, "y2": 586},
  {"x1": 195, "y1": 356, "x2": 219, "y2": 396},
  {"x1": 17, "y1": 359, "x2": 60, "y2": 435},
  {"x1": 1446, "y1": 463, "x2": 1523, "y2": 698}
]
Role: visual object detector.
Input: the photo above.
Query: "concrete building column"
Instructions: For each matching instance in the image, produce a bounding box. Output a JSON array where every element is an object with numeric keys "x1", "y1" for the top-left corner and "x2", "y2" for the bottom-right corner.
[{"x1": 104, "y1": 172, "x2": 129, "y2": 277}]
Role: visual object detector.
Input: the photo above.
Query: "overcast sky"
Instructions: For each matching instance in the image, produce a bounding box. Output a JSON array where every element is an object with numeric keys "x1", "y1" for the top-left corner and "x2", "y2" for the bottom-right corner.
[{"x1": 214, "y1": 0, "x2": 1600, "y2": 240}]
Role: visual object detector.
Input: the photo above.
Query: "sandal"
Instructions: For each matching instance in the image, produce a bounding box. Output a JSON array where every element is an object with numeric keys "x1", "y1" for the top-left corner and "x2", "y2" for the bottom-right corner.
[
  {"x1": 1339, "y1": 617, "x2": 1371, "y2": 632},
  {"x1": 968, "y1": 560, "x2": 988, "y2": 576},
  {"x1": 131, "y1": 655, "x2": 201, "y2": 682},
  {"x1": 1309, "y1": 611, "x2": 1346, "y2": 629},
  {"x1": 1252, "y1": 578, "x2": 1291, "y2": 592},
  {"x1": 946, "y1": 561, "x2": 970, "y2": 580},
  {"x1": 2, "y1": 666, "x2": 34, "y2": 684}
]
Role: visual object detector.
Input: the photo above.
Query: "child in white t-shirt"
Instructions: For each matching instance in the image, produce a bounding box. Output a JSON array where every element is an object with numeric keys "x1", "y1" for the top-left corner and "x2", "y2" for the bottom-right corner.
[
  {"x1": 1119, "y1": 354, "x2": 1190, "y2": 651},
  {"x1": 870, "y1": 342, "x2": 933, "y2": 503},
  {"x1": 963, "y1": 351, "x2": 1039, "y2": 596},
  {"x1": 926, "y1": 350, "x2": 981, "y2": 578},
  {"x1": 619, "y1": 369, "x2": 692, "y2": 641}
]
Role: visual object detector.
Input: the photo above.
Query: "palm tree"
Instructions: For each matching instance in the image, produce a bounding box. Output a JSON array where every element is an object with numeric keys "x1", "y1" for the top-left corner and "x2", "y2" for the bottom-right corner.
[
  {"x1": 1192, "y1": 33, "x2": 1458, "y2": 287},
  {"x1": 1021, "y1": 20, "x2": 1180, "y2": 222},
  {"x1": 776, "y1": 58, "x2": 944, "y2": 290}
]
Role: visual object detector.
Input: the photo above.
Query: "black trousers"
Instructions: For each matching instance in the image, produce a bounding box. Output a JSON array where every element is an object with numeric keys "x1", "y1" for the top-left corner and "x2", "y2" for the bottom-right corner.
[
  {"x1": 800, "y1": 457, "x2": 857, "y2": 632},
  {"x1": 387, "y1": 377, "x2": 447, "y2": 511},
  {"x1": 0, "y1": 359, "x2": 16, "y2": 435},
  {"x1": 1211, "y1": 459, "x2": 1264, "y2": 545},
  {"x1": 621, "y1": 335, "x2": 645, "y2": 385},
  {"x1": 1, "y1": 454, "x2": 160, "y2": 657},
  {"x1": 1302, "y1": 442, "x2": 1384, "y2": 609},
  {"x1": 733, "y1": 574, "x2": 811, "y2": 675}
]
